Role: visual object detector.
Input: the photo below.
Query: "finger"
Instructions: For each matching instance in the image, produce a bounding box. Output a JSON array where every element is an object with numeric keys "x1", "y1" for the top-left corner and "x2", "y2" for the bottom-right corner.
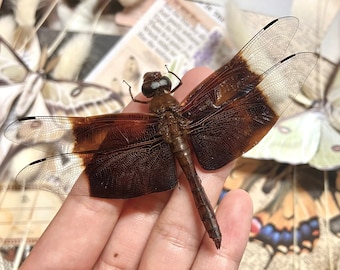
[
  {"x1": 193, "y1": 189, "x2": 253, "y2": 270},
  {"x1": 93, "y1": 67, "x2": 214, "y2": 269},
  {"x1": 139, "y1": 162, "x2": 234, "y2": 269},
  {"x1": 93, "y1": 193, "x2": 171, "y2": 269},
  {"x1": 20, "y1": 176, "x2": 125, "y2": 270}
]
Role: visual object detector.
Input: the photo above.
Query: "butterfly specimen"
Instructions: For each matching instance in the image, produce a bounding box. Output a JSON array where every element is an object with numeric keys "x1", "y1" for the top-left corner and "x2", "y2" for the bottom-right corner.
[
  {"x1": 222, "y1": 158, "x2": 340, "y2": 268},
  {"x1": 0, "y1": 1, "x2": 123, "y2": 267},
  {"x1": 222, "y1": 2, "x2": 340, "y2": 267},
  {"x1": 0, "y1": 34, "x2": 124, "y2": 124},
  {"x1": 5, "y1": 17, "x2": 317, "y2": 248}
]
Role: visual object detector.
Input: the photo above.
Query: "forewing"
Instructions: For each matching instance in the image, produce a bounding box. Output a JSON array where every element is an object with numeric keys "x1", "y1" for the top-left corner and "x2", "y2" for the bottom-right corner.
[
  {"x1": 5, "y1": 113, "x2": 160, "y2": 154},
  {"x1": 187, "y1": 53, "x2": 317, "y2": 170},
  {"x1": 180, "y1": 16, "x2": 299, "y2": 119}
]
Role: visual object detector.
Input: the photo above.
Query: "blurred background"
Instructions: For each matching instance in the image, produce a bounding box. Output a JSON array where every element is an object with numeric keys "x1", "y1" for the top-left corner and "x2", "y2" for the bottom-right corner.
[{"x1": 0, "y1": 0, "x2": 339, "y2": 269}]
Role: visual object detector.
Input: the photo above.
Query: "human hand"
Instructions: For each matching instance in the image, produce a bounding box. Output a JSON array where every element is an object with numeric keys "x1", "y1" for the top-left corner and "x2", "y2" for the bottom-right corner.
[{"x1": 20, "y1": 67, "x2": 253, "y2": 270}]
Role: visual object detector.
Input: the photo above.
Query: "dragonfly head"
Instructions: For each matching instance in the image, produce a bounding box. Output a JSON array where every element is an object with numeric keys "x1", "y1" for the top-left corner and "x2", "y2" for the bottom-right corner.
[{"x1": 142, "y1": 72, "x2": 172, "y2": 98}]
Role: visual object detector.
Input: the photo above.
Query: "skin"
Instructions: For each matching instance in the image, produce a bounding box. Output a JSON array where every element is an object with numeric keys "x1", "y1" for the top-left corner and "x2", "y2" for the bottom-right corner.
[{"x1": 20, "y1": 67, "x2": 253, "y2": 270}]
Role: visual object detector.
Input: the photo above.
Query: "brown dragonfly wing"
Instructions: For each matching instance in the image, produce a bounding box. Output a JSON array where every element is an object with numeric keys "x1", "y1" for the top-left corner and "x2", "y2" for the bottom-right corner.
[
  {"x1": 83, "y1": 139, "x2": 177, "y2": 198},
  {"x1": 8, "y1": 114, "x2": 178, "y2": 198},
  {"x1": 5, "y1": 113, "x2": 159, "y2": 153},
  {"x1": 6, "y1": 116, "x2": 78, "y2": 154},
  {"x1": 180, "y1": 17, "x2": 299, "y2": 117},
  {"x1": 15, "y1": 140, "x2": 177, "y2": 198},
  {"x1": 185, "y1": 52, "x2": 317, "y2": 170}
]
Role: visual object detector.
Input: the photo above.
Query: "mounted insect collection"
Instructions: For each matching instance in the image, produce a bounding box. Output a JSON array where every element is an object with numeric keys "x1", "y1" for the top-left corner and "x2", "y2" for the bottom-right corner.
[{"x1": 0, "y1": 0, "x2": 339, "y2": 269}]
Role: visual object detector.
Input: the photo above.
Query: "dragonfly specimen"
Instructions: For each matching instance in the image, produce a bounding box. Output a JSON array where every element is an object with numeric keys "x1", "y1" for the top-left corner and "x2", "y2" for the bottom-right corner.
[{"x1": 5, "y1": 17, "x2": 317, "y2": 249}]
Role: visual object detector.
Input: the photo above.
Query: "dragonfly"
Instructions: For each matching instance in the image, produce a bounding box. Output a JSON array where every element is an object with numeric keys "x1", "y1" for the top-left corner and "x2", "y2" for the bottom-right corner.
[{"x1": 5, "y1": 17, "x2": 317, "y2": 249}]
